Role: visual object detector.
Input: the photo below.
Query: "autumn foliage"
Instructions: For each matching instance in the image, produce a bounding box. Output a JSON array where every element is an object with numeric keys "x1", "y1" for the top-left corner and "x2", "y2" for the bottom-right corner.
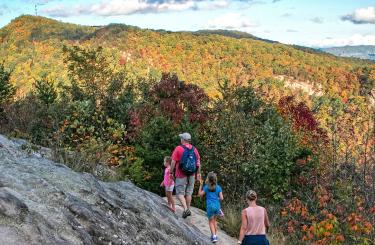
[
  {"x1": 0, "y1": 18, "x2": 374, "y2": 243},
  {"x1": 278, "y1": 96, "x2": 328, "y2": 149}
]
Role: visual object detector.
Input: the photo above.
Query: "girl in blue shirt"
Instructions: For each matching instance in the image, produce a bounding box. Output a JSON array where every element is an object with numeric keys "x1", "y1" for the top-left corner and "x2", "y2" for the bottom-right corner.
[{"x1": 199, "y1": 172, "x2": 224, "y2": 243}]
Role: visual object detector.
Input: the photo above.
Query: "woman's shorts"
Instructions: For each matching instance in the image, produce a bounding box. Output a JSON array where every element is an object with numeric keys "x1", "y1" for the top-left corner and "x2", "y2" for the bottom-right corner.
[
  {"x1": 241, "y1": 235, "x2": 270, "y2": 245},
  {"x1": 165, "y1": 185, "x2": 174, "y2": 192}
]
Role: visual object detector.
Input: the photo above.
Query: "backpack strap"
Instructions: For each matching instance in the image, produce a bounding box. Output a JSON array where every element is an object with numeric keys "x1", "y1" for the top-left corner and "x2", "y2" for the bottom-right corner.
[{"x1": 180, "y1": 145, "x2": 194, "y2": 152}]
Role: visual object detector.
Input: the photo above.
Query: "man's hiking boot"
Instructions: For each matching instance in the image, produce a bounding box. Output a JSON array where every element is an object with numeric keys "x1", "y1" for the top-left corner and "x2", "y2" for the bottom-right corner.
[{"x1": 182, "y1": 209, "x2": 191, "y2": 218}]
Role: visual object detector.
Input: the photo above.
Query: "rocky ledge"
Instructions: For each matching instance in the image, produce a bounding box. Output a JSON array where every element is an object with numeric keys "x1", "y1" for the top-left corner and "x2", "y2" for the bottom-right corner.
[{"x1": 0, "y1": 135, "x2": 210, "y2": 245}]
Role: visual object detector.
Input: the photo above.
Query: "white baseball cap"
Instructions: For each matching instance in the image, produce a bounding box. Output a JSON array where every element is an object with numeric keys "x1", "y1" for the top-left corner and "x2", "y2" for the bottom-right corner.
[{"x1": 179, "y1": 132, "x2": 191, "y2": 141}]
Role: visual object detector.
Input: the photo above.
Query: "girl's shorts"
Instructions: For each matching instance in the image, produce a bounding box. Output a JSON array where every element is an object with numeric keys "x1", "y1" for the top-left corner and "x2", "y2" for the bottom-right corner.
[
  {"x1": 206, "y1": 203, "x2": 221, "y2": 219},
  {"x1": 165, "y1": 185, "x2": 174, "y2": 192}
]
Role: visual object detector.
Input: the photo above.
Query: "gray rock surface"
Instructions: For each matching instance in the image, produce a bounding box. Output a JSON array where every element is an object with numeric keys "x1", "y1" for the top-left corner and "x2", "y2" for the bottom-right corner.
[{"x1": 0, "y1": 135, "x2": 211, "y2": 245}]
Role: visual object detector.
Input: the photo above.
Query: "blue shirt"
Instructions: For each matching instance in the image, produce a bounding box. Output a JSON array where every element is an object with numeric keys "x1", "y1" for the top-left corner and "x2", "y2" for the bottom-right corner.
[{"x1": 203, "y1": 184, "x2": 222, "y2": 206}]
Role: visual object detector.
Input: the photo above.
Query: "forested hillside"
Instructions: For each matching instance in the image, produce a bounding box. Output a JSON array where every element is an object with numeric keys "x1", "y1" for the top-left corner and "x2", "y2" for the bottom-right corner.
[
  {"x1": 1, "y1": 15, "x2": 374, "y2": 100},
  {"x1": 1, "y1": 15, "x2": 374, "y2": 244}
]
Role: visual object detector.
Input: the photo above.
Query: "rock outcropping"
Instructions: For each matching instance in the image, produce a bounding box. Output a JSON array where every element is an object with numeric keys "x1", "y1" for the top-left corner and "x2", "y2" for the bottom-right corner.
[{"x1": 0, "y1": 135, "x2": 210, "y2": 245}]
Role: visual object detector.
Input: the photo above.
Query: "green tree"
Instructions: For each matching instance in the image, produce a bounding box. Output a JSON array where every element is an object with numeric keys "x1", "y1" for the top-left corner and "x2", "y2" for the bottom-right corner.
[
  {"x1": 201, "y1": 82, "x2": 299, "y2": 202},
  {"x1": 0, "y1": 63, "x2": 16, "y2": 123},
  {"x1": 62, "y1": 45, "x2": 114, "y2": 107},
  {"x1": 0, "y1": 64, "x2": 15, "y2": 105},
  {"x1": 34, "y1": 76, "x2": 57, "y2": 105},
  {"x1": 135, "y1": 116, "x2": 178, "y2": 194}
]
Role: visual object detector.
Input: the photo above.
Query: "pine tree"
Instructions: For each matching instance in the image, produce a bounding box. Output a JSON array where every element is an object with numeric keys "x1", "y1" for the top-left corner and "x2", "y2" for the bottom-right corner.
[{"x1": 34, "y1": 77, "x2": 57, "y2": 105}]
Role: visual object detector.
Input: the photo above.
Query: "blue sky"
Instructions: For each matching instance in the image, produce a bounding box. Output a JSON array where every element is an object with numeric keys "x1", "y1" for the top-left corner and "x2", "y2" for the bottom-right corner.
[{"x1": 1, "y1": 0, "x2": 375, "y2": 47}]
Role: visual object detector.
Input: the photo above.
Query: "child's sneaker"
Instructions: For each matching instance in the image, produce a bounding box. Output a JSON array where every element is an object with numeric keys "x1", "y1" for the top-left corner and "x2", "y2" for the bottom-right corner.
[
  {"x1": 212, "y1": 235, "x2": 218, "y2": 243},
  {"x1": 210, "y1": 235, "x2": 215, "y2": 243}
]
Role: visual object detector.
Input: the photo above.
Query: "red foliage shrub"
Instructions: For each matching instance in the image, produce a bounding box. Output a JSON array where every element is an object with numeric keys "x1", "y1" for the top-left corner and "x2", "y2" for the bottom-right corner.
[
  {"x1": 150, "y1": 73, "x2": 209, "y2": 124},
  {"x1": 278, "y1": 96, "x2": 328, "y2": 149}
]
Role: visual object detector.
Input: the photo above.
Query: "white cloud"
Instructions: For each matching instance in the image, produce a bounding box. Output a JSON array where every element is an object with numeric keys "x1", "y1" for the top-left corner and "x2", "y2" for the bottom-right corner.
[
  {"x1": 90, "y1": 0, "x2": 196, "y2": 16},
  {"x1": 207, "y1": 13, "x2": 257, "y2": 30},
  {"x1": 42, "y1": 0, "x2": 196, "y2": 17},
  {"x1": 342, "y1": 6, "x2": 375, "y2": 24},
  {"x1": 305, "y1": 34, "x2": 375, "y2": 48},
  {"x1": 280, "y1": 12, "x2": 292, "y2": 18},
  {"x1": 310, "y1": 17, "x2": 324, "y2": 24},
  {"x1": 42, "y1": 4, "x2": 81, "y2": 17},
  {"x1": 22, "y1": 0, "x2": 50, "y2": 2},
  {"x1": 204, "y1": 0, "x2": 229, "y2": 9},
  {"x1": 41, "y1": 0, "x2": 255, "y2": 17}
]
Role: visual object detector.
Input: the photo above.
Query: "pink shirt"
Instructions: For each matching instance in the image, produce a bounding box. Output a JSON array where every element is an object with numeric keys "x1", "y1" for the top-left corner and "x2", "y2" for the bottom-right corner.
[
  {"x1": 163, "y1": 166, "x2": 175, "y2": 186},
  {"x1": 171, "y1": 143, "x2": 201, "y2": 178},
  {"x1": 245, "y1": 206, "x2": 266, "y2": 235}
]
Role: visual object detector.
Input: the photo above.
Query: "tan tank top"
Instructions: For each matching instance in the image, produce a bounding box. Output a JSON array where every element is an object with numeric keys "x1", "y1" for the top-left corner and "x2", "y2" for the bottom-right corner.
[{"x1": 245, "y1": 206, "x2": 266, "y2": 235}]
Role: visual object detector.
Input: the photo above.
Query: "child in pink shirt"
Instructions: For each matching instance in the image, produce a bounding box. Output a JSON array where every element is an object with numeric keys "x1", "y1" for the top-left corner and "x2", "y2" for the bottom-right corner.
[{"x1": 160, "y1": 156, "x2": 176, "y2": 212}]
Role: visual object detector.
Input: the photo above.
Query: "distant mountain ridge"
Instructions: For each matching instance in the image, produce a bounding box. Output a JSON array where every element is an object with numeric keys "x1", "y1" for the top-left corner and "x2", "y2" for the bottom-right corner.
[
  {"x1": 193, "y1": 29, "x2": 278, "y2": 43},
  {"x1": 322, "y1": 45, "x2": 375, "y2": 61}
]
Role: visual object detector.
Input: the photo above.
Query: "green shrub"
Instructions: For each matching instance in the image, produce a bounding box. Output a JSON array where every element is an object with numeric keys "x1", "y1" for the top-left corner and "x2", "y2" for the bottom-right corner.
[
  {"x1": 51, "y1": 145, "x2": 121, "y2": 181},
  {"x1": 3, "y1": 94, "x2": 59, "y2": 145}
]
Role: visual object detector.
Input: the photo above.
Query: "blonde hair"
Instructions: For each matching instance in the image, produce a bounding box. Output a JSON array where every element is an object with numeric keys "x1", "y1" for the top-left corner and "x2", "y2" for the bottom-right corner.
[
  {"x1": 164, "y1": 156, "x2": 171, "y2": 167},
  {"x1": 206, "y1": 172, "x2": 217, "y2": 192},
  {"x1": 246, "y1": 190, "x2": 257, "y2": 201}
]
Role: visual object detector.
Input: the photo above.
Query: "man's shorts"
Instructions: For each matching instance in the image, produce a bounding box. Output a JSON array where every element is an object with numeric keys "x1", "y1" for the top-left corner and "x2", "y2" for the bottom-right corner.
[{"x1": 175, "y1": 175, "x2": 195, "y2": 196}]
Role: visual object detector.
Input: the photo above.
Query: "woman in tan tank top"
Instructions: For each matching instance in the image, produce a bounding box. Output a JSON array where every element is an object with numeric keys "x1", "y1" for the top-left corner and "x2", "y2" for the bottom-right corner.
[{"x1": 237, "y1": 190, "x2": 270, "y2": 245}]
